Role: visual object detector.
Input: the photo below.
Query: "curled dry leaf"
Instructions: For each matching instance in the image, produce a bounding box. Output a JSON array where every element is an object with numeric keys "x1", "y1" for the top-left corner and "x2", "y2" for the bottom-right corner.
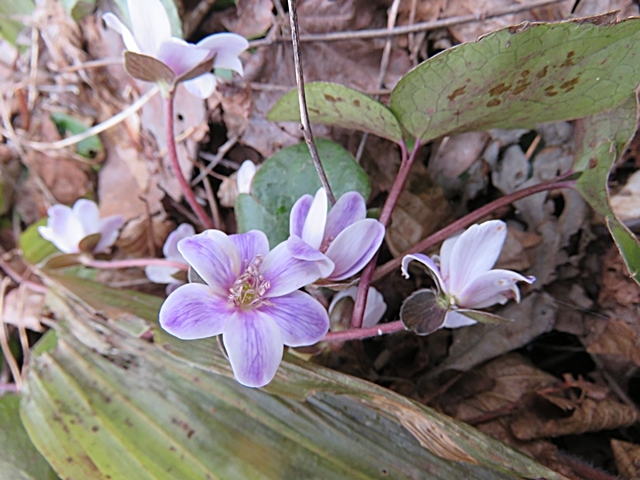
[
  {"x1": 3, "y1": 288, "x2": 44, "y2": 332},
  {"x1": 611, "y1": 439, "x2": 640, "y2": 480},
  {"x1": 610, "y1": 170, "x2": 640, "y2": 222},
  {"x1": 597, "y1": 244, "x2": 640, "y2": 310},
  {"x1": 587, "y1": 317, "x2": 640, "y2": 368}
]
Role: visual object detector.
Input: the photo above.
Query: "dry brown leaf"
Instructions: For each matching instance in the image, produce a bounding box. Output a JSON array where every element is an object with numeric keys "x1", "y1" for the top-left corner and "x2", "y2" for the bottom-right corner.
[
  {"x1": 611, "y1": 439, "x2": 640, "y2": 480},
  {"x1": 429, "y1": 132, "x2": 490, "y2": 183},
  {"x1": 587, "y1": 318, "x2": 640, "y2": 368},
  {"x1": 573, "y1": 0, "x2": 640, "y2": 18},
  {"x1": 598, "y1": 244, "x2": 640, "y2": 309},
  {"x1": 494, "y1": 227, "x2": 541, "y2": 272},
  {"x1": 610, "y1": 170, "x2": 640, "y2": 222},
  {"x1": 216, "y1": 0, "x2": 275, "y2": 38},
  {"x1": 211, "y1": 80, "x2": 252, "y2": 139},
  {"x1": 2, "y1": 288, "x2": 44, "y2": 332}
]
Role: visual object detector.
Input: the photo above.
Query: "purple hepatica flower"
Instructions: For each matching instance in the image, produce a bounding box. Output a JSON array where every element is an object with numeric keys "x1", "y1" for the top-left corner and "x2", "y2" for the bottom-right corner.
[
  {"x1": 38, "y1": 199, "x2": 124, "y2": 254},
  {"x1": 145, "y1": 223, "x2": 194, "y2": 293},
  {"x1": 287, "y1": 188, "x2": 385, "y2": 281},
  {"x1": 103, "y1": 0, "x2": 248, "y2": 98},
  {"x1": 401, "y1": 220, "x2": 535, "y2": 329},
  {"x1": 159, "y1": 230, "x2": 329, "y2": 388}
]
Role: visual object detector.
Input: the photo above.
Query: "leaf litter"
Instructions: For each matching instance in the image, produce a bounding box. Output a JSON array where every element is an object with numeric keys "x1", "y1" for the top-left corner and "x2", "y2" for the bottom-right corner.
[{"x1": 1, "y1": 0, "x2": 640, "y2": 478}]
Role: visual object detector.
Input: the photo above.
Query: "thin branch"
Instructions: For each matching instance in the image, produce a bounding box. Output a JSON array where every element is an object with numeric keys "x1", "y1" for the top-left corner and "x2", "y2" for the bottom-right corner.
[
  {"x1": 249, "y1": 0, "x2": 565, "y2": 47},
  {"x1": 323, "y1": 320, "x2": 405, "y2": 343},
  {"x1": 0, "y1": 277, "x2": 21, "y2": 390},
  {"x1": 80, "y1": 257, "x2": 189, "y2": 271},
  {"x1": 287, "y1": 0, "x2": 336, "y2": 204},
  {"x1": 191, "y1": 135, "x2": 238, "y2": 186}
]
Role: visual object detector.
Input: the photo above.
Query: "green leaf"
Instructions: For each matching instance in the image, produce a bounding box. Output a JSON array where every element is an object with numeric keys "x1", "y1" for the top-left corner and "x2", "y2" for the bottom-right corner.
[
  {"x1": 0, "y1": 394, "x2": 57, "y2": 480},
  {"x1": 390, "y1": 15, "x2": 640, "y2": 143},
  {"x1": 267, "y1": 82, "x2": 404, "y2": 144},
  {"x1": 235, "y1": 139, "x2": 371, "y2": 247},
  {"x1": 19, "y1": 218, "x2": 59, "y2": 265},
  {"x1": 575, "y1": 95, "x2": 640, "y2": 284},
  {"x1": 20, "y1": 272, "x2": 566, "y2": 480},
  {"x1": 0, "y1": 0, "x2": 34, "y2": 45},
  {"x1": 50, "y1": 112, "x2": 103, "y2": 159},
  {"x1": 60, "y1": 0, "x2": 94, "y2": 20}
]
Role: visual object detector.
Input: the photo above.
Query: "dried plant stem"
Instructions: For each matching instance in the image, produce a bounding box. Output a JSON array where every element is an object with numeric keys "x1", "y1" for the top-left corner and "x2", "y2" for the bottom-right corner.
[
  {"x1": 165, "y1": 91, "x2": 214, "y2": 229},
  {"x1": 351, "y1": 141, "x2": 421, "y2": 329},
  {"x1": 0, "y1": 277, "x2": 21, "y2": 389},
  {"x1": 81, "y1": 257, "x2": 189, "y2": 271},
  {"x1": 287, "y1": 0, "x2": 336, "y2": 205},
  {"x1": 322, "y1": 320, "x2": 405, "y2": 343},
  {"x1": 373, "y1": 178, "x2": 576, "y2": 281}
]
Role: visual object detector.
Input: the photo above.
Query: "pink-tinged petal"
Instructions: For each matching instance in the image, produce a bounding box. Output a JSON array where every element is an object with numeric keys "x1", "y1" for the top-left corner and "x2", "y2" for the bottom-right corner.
[
  {"x1": 260, "y1": 291, "x2": 329, "y2": 346},
  {"x1": 94, "y1": 215, "x2": 125, "y2": 253},
  {"x1": 438, "y1": 233, "x2": 460, "y2": 285},
  {"x1": 196, "y1": 33, "x2": 249, "y2": 57},
  {"x1": 401, "y1": 253, "x2": 447, "y2": 295},
  {"x1": 260, "y1": 242, "x2": 322, "y2": 297},
  {"x1": 323, "y1": 191, "x2": 366, "y2": 247},
  {"x1": 223, "y1": 309, "x2": 283, "y2": 388},
  {"x1": 455, "y1": 269, "x2": 535, "y2": 309},
  {"x1": 38, "y1": 205, "x2": 85, "y2": 254},
  {"x1": 145, "y1": 264, "x2": 180, "y2": 284},
  {"x1": 183, "y1": 74, "x2": 217, "y2": 99},
  {"x1": 329, "y1": 286, "x2": 386, "y2": 328},
  {"x1": 301, "y1": 188, "x2": 327, "y2": 250},
  {"x1": 229, "y1": 230, "x2": 270, "y2": 266},
  {"x1": 127, "y1": 0, "x2": 172, "y2": 56},
  {"x1": 448, "y1": 220, "x2": 508, "y2": 295},
  {"x1": 289, "y1": 194, "x2": 313, "y2": 237},
  {"x1": 324, "y1": 219, "x2": 384, "y2": 281},
  {"x1": 443, "y1": 311, "x2": 477, "y2": 328},
  {"x1": 102, "y1": 13, "x2": 141, "y2": 53},
  {"x1": 213, "y1": 53, "x2": 243, "y2": 75},
  {"x1": 163, "y1": 223, "x2": 195, "y2": 262},
  {"x1": 72, "y1": 199, "x2": 100, "y2": 234},
  {"x1": 159, "y1": 283, "x2": 231, "y2": 339},
  {"x1": 236, "y1": 161, "x2": 256, "y2": 194},
  {"x1": 286, "y1": 235, "x2": 334, "y2": 278},
  {"x1": 157, "y1": 38, "x2": 210, "y2": 76},
  {"x1": 178, "y1": 230, "x2": 240, "y2": 295}
]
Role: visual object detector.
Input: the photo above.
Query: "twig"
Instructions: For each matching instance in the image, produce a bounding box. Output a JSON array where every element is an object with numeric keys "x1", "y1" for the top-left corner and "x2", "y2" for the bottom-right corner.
[
  {"x1": 192, "y1": 135, "x2": 238, "y2": 186},
  {"x1": 165, "y1": 90, "x2": 215, "y2": 229},
  {"x1": 80, "y1": 257, "x2": 189, "y2": 271},
  {"x1": 0, "y1": 258, "x2": 46, "y2": 295},
  {"x1": 183, "y1": 0, "x2": 218, "y2": 38},
  {"x1": 0, "y1": 277, "x2": 21, "y2": 390},
  {"x1": 372, "y1": 177, "x2": 576, "y2": 281},
  {"x1": 287, "y1": 0, "x2": 336, "y2": 205},
  {"x1": 323, "y1": 320, "x2": 405, "y2": 343},
  {"x1": 248, "y1": 0, "x2": 565, "y2": 47},
  {"x1": 16, "y1": 285, "x2": 30, "y2": 378}
]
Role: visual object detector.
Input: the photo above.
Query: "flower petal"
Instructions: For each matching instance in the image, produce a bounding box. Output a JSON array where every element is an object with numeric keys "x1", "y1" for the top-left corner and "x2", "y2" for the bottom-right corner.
[
  {"x1": 127, "y1": 0, "x2": 172, "y2": 56},
  {"x1": 438, "y1": 233, "x2": 460, "y2": 285},
  {"x1": 94, "y1": 215, "x2": 125, "y2": 253},
  {"x1": 145, "y1": 264, "x2": 179, "y2": 284},
  {"x1": 223, "y1": 309, "x2": 283, "y2": 388},
  {"x1": 102, "y1": 13, "x2": 141, "y2": 53},
  {"x1": 301, "y1": 188, "x2": 327, "y2": 250},
  {"x1": 197, "y1": 33, "x2": 248, "y2": 68},
  {"x1": 38, "y1": 205, "x2": 84, "y2": 254},
  {"x1": 182, "y1": 73, "x2": 217, "y2": 99},
  {"x1": 159, "y1": 283, "x2": 231, "y2": 339},
  {"x1": 455, "y1": 269, "x2": 535, "y2": 309},
  {"x1": 236, "y1": 161, "x2": 256, "y2": 194},
  {"x1": 213, "y1": 53, "x2": 244, "y2": 75},
  {"x1": 322, "y1": 191, "x2": 366, "y2": 247},
  {"x1": 448, "y1": 220, "x2": 508, "y2": 295},
  {"x1": 229, "y1": 230, "x2": 270, "y2": 266},
  {"x1": 178, "y1": 230, "x2": 240, "y2": 295},
  {"x1": 260, "y1": 242, "x2": 322, "y2": 297},
  {"x1": 72, "y1": 199, "x2": 100, "y2": 234},
  {"x1": 289, "y1": 194, "x2": 313, "y2": 237},
  {"x1": 163, "y1": 223, "x2": 195, "y2": 262},
  {"x1": 286, "y1": 235, "x2": 334, "y2": 278},
  {"x1": 156, "y1": 38, "x2": 210, "y2": 76},
  {"x1": 260, "y1": 291, "x2": 329, "y2": 346},
  {"x1": 329, "y1": 286, "x2": 386, "y2": 328},
  {"x1": 443, "y1": 311, "x2": 477, "y2": 329},
  {"x1": 324, "y1": 219, "x2": 384, "y2": 280},
  {"x1": 401, "y1": 253, "x2": 447, "y2": 295}
]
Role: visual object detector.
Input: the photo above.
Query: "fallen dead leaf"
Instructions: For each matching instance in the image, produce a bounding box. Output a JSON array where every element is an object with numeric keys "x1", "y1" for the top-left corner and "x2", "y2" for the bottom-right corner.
[
  {"x1": 3, "y1": 288, "x2": 44, "y2": 332},
  {"x1": 610, "y1": 170, "x2": 640, "y2": 222},
  {"x1": 611, "y1": 438, "x2": 640, "y2": 480}
]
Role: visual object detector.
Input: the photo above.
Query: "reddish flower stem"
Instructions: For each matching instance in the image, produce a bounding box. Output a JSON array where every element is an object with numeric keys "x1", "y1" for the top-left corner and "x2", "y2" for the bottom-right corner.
[
  {"x1": 350, "y1": 141, "x2": 421, "y2": 329},
  {"x1": 81, "y1": 257, "x2": 189, "y2": 271},
  {"x1": 323, "y1": 320, "x2": 405, "y2": 343},
  {"x1": 165, "y1": 90, "x2": 214, "y2": 229},
  {"x1": 372, "y1": 178, "x2": 576, "y2": 282}
]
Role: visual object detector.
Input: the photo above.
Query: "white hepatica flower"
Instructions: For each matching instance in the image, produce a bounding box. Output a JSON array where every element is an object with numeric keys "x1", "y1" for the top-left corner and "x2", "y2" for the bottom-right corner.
[
  {"x1": 401, "y1": 220, "x2": 535, "y2": 329},
  {"x1": 38, "y1": 199, "x2": 124, "y2": 254},
  {"x1": 103, "y1": 0, "x2": 248, "y2": 98},
  {"x1": 328, "y1": 286, "x2": 387, "y2": 328},
  {"x1": 145, "y1": 223, "x2": 194, "y2": 292},
  {"x1": 236, "y1": 160, "x2": 257, "y2": 194}
]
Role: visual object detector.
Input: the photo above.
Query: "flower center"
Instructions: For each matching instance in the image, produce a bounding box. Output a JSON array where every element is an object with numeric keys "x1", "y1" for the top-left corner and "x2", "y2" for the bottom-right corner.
[{"x1": 228, "y1": 255, "x2": 271, "y2": 309}]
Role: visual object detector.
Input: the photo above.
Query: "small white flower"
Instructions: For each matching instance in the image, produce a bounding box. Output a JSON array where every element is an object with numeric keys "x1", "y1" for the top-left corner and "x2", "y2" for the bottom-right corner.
[
  {"x1": 38, "y1": 199, "x2": 124, "y2": 254},
  {"x1": 103, "y1": 0, "x2": 248, "y2": 98},
  {"x1": 328, "y1": 286, "x2": 387, "y2": 328},
  {"x1": 402, "y1": 220, "x2": 535, "y2": 329},
  {"x1": 145, "y1": 223, "x2": 194, "y2": 292},
  {"x1": 236, "y1": 160, "x2": 257, "y2": 194}
]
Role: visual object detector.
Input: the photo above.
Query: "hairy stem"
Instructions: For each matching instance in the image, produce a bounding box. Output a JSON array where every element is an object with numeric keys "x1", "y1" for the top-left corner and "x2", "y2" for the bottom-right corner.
[
  {"x1": 287, "y1": 0, "x2": 336, "y2": 205},
  {"x1": 165, "y1": 91, "x2": 214, "y2": 229},
  {"x1": 81, "y1": 257, "x2": 189, "y2": 271},
  {"x1": 323, "y1": 320, "x2": 405, "y2": 343}
]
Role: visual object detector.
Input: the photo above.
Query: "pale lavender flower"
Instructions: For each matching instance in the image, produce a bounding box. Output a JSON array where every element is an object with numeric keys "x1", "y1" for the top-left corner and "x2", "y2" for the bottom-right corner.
[
  {"x1": 145, "y1": 223, "x2": 194, "y2": 292},
  {"x1": 236, "y1": 160, "x2": 256, "y2": 194},
  {"x1": 103, "y1": 0, "x2": 248, "y2": 98},
  {"x1": 329, "y1": 286, "x2": 387, "y2": 328},
  {"x1": 401, "y1": 220, "x2": 535, "y2": 329},
  {"x1": 159, "y1": 230, "x2": 329, "y2": 388},
  {"x1": 287, "y1": 188, "x2": 385, "y2": 281},
  {"x1": 38, "y1": 199, "x2": 124, "y2": 254}
]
